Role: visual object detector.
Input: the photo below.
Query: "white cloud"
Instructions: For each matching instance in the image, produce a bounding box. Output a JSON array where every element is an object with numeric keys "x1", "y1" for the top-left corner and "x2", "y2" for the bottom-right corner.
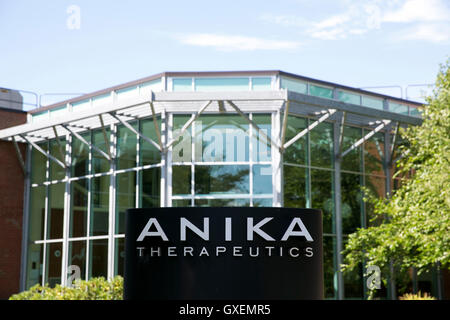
[
  {"x1": 260, "y1": 0, "x2": 450, "y2": 43},
  {"x1": 178, "y1": 33, "x2": 301, "y2": 51},
  {"x1": 383, "y1": 0, "x2": 450, "y2": 23}
]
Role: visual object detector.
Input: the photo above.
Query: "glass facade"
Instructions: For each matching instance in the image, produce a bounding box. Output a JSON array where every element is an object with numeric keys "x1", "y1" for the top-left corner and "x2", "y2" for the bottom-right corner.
[{"x1": 21, "y1": 72, "x2": 427, "y2": 299}]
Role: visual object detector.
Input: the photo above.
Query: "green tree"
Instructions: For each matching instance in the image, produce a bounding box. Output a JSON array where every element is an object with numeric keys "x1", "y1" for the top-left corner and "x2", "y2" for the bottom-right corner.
[{"x1": 342, "y1": 61, "x2": 450, "y2": 297}]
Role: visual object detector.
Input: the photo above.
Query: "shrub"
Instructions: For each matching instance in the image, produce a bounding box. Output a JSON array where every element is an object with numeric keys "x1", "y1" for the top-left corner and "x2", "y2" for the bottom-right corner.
[
  {"x1": 399, "y1": 291, "x2": 436, "y2": 300},
  {"x1": 9, "y1": 276, "x2": 123, "y2": 300}
]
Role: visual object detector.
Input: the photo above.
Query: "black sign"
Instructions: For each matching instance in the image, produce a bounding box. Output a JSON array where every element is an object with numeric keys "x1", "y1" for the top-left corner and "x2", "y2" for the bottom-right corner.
[{"x1": 124, "y1": 207, "x2": 323, "y2": 300}]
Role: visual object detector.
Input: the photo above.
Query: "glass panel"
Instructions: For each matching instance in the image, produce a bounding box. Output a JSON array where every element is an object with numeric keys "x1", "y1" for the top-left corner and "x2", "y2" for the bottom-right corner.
[
  {"x1": 92, "y1": 93, "x2": 111, "y2": 107},
  {"x1": 140, "y1": 118, "x2": 161, "y2": 166},
  {"x1": 31, "y1": 142, "x2": 48, "y2": 184},
  {"x1": 90, "y1": 175, "x2": 109, "y2": 236},
  {"x1": 194, "y1": 77, "x2": 249, "y2": 91},
  {"x1": 141, "y1": 167, "x2": 161, "y2": 208},
  {"x1": 390, "y1": 102, "x2": 409, "y2": 115},
  {"x1": 323, "y1": 236, "x2": 337, "y2": 299},
  {"x1": 49, "y1": 106, "x2": 67, "y2": 119},
  {"x1": 172, "y1": 166, "x2": 191, "y2": 195},
  {"x1": 116, "y1": 171, "x2": 136, "y2": 234},
  {"x1": 253, "y1": 198, "x2": 273, "y2": 207},
  {"x1": 194, "y1": 198, "x2": 250, "y2": 207},
  {"x1": 48, "y1": 183, "x2": 64, "y2": 239},
  {"x1": 341, "y1": 126, "x2": 362, "y2": 172},
  {"x1": 29, "y1": 186, "x2": 45, "y2": 241},
  {"x1": 253, "y1": 165, "x2": 272, "y2": 195},
  {"x1": 362, "y1": 96, "x2": 383, "y2": 110},
  {"x1": 25, "y1": 243, "x2": 43, "y2": 289},
  {"x1": 172, "y1": 199, "x2": 192, "y2": 207},
  {"x1": 195, "y1": 114, "x2": 249, "y2": 162},
  {"x1": 341, "y1": 173, "x2": 363, "y2": 235},
  {"x1": 311, "y1": 169, "x2": 334, "y2": 234},
  {"x1": 172, "y1": 115, "x2": 192, "y2": 163},
  {"x1": 364, "y1": 131, "x2": 384, "y2": 176},
  {"x1": 92, "y1": 128, "x2": 110, "y2": 174},
  {"x1": 252, "y1": 114, "x2": 271, "y2": 162},
  {"x1": 117, "y1": 123, "x2": 137, "y2": 170},
  {"x1": 70, "y1": 179, "x2": 88, "y2": 238},
  {"x1": 89, "y1": 239, "x2": 108, "y2": 278},
  {"x1": 50, "y1": 139, "x2": 66, "y2": 181},
  {"x1": 71, "y1": 131, "x2": 90, "y2": 177},
  {"x1": 32, "y1": 111, "x2": 49, "y2": 123},
  {"x1": 310, "y1": 84, "x2": 333, "y2": 99},
  {"x1": 114, "y1": 238, "x2": 125, "y2": 277},
  {"x1": 283, "y1": 165, "x2": 307, "y2": 208},
  {"x1": 280, "y1": 77, "x2": 307, "y2": 94},
  {"x1": 365, "y1": 175, "x2": 386, "y2": 228},
  {"x1": 338, "y1": 91, "x2": 360, "y2": 105},
  {"x1": 410, "y1": 107, "x2": 422, "y2": 117},
  {"x1": 343, "y1": 261, "x2": 364, "y2": 299},
  {"x1": 68, "y1": 241, "x2": 86, "y2": 282},
  {"x1": 252, "y1": 77, "x2": 272, "y2": 91},
  {"x1": 195, "y1": 165, "x2": 249, "y2": 195},
  {"x1": 310, "y1": 121, "x2": 333, "y2": 168},
  {"x1": 284, "y1": 115, "x2": 307, "y2": 165},
  {"x1": 45, "y1": 242, "x2": 62, "y2": 287},
  {"x1": 173, "y1": 78, "x2": 192, "y2": 92}
]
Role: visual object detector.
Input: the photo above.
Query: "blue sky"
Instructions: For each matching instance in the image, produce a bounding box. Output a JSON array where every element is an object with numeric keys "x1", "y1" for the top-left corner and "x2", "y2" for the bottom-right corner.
[{"x1": 1, "y1": 0, "x2": 449, "y2": 107}]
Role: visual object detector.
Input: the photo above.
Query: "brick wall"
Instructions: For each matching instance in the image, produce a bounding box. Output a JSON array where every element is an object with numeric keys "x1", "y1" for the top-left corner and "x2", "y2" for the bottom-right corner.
[{"x1": 0, "y1": 108, "x2": 27, "y2": 299}]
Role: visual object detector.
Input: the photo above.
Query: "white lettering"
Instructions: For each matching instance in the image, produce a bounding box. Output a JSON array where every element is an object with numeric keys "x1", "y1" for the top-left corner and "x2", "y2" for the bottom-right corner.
[{"x1": 281, "y1": 217, "x2": 313, "y2": 241}]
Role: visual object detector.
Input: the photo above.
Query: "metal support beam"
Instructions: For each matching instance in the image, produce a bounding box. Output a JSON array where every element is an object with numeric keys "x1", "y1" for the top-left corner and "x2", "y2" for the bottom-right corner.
[
  {"x1": 283, "y1": 109, "x2": 336, "y2": 150},
  {"x1": 61, "y1": 124, "x2": 111, "y2": 161},
  {"x1": 226, "y1": 100, "x2": 281, "y2": 151},
  {"x1": 20, "y1": 134, "x2": 66, "y2": 169},
  {"x1": 52, "y1": 126, "x2": 67, "y2": 167},
  {"x1": 165, "y1": 100, "x2": 212, "y2": 151},
  {"x1": 12, "y1": 136, "x2": 26, "y2": 175},
  {"x1": 338, "y1": 111, "x2": 346, "y2": 157},
  {"x1": 109, "y1": 112, "x2": 161, "y2": 152},
  {"x1": 280, "y1": 100, "x2": 290, "y2": 149},
  {"x1": 149, "y1": 101, "x2": 163, "y2": 151},
  {"x1": 341, "y1": 120, "x2": 391, "y2": 158},
  {"x1": 98, "y1": 114, "x2": 112, "y2": 160},
  {"x1": 333, "y1": 115, "x2": 345, "y2": 300},
  {"x1": 389, "y1": 122, "x2": 400, "y2": 166}
]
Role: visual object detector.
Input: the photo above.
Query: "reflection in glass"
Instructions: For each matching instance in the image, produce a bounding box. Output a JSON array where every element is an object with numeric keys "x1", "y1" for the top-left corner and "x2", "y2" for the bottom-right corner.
[
  {"x1": 172, "y1": 166, "x2": 191, "y2": 195},
  {"x1": 50, "y1": 139, "x2": 66, "y2": 181},
  {"x1": 284, "y1": 115, "x2": 307, "y2": 165},
  {"x1": 141, "y1": 118, "x2": 161, "y2": 165},
  {"x1": 195, "y1": 199, "x2": 250, "y2": 207},
  {"x1": 140, "y1": 168, "x2": 160, "y2": 207},
  {"x1": 29, "y1": 186, "x2": 45, "y2": 241},
  {"x1": 311, "y1": 169, "x2": 334, "y2": 234},
  {"x1": 70, "y1": 179, "x2": 88, "y2": 238},
  {"x1": 252, "y1": 114, "x2": 271, "y2": 162},
  {"x1": 117, "y1": 123, "x2": 137, "y2": 170},
  {"x1": 31, "y1": 142, "x2": 47, "y2": 184},
  {"x1": 48, "y1": 183, "x2": 64, "y2": 239},
  {"x1": 45, "y1": 242, "x2": 62, "y2": 287},
  {"x1": 364, "y1": 131, "x2": 384, "y2": 176},
  {"x1": 90, "y1": 175, "x2": 109, "y2": 236},
  {"x1": 172, "y1": 199, "x2": 192, "y2": 207},
  {"x1": 71, "y1": 131, "x2": 90, "y2": 177},
  {"x1": 26, "y1": 243, "x2": 43, "y2": 289},
  {"x1": 310, "y1": 121, "x2": 333, "y2": 168},
  {"x1": 323, "y1": 236, "x2": 337, "y2": 299},
  {"x1": 195, "y1": 165, "x2": 249, "y2": 195},
  {"x1": 253, "y1": 198, "x2": 273, "y2": 207},
  {"x1": 92, "y1": 128, "x2": 110, "y2": 174},
  {"x1": 283, "y1": 165, "x2": 307, "y2": 208},
  {"x1": 89, "y1": 239, "x2": 108, "y2": 278},
  {"x1": 115, "y1": 238, "x2": 125, "y2": 277},
  {"x1": 195, "y1": 115, "x2": 249, "y2": 162},
  {"x1": 341, "y1": 173, "x2": 363, "y2": 234},
  {"x1": 253, "y1": 165, "x2": 272, "y2": 195},
  {"x1": 68, "y1": 241, "x2": 86, "y2": 282},
  {"x1": 341, "y1": 126, "x2": 362, "y2": 172},
  {"x1": 116, "y1": 171, "x2": 136, "y2": 234}
]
